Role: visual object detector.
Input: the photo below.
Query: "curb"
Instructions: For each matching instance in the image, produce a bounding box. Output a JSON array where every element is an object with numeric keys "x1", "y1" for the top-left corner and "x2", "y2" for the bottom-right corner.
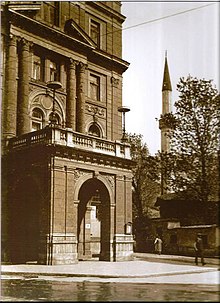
[{"x1": 1, "y1": 268, "x2": 217, "y2": 279}]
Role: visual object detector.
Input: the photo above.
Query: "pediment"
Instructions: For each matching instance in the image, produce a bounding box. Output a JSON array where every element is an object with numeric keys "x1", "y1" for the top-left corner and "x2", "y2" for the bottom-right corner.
[{"x1": 64, "y1": 19, "x2": 96, "y2": 48}]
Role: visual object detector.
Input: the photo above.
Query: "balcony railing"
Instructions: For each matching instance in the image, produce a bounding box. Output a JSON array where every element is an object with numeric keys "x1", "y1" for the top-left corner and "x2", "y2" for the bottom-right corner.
[{"x1": 8, "y1": 126, "x2": 131, "y2": 159}]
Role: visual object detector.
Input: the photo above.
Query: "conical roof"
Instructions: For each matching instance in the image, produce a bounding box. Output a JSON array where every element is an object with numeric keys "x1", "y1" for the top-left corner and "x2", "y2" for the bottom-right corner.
[{"x1": 162, "y1": 56, "x2": 172, "y2": 91}]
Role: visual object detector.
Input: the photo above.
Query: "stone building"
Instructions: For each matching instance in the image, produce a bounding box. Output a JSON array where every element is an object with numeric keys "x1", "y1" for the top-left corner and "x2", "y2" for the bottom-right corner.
[{"x1": 1, "y1": 1, "x2": 134, "y2": 265}]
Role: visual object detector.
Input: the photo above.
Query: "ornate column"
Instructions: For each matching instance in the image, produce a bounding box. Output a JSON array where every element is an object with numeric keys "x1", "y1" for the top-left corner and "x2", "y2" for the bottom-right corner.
[
  {"x1": 76, "y1": 62, "x2": 86, "y2": 133},
  {"x1": 3, "y1": 35, "x2": 17, "y2": 140},
  {"x1": 17, "y1": 38, "x2": 30, "y2": 135},
  {"x1": 66, "y1": 58, "x2": 77, "y2": 130}
]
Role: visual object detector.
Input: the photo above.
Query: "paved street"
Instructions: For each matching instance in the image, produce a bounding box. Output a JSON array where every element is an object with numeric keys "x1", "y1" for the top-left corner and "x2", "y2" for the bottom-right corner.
[{"x1": 1, "y1": 254, "x2": 219, "y2": 301}]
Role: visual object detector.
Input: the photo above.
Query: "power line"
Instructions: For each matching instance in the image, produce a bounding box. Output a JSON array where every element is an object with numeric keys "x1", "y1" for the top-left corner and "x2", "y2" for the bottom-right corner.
[{"x1": 121, "y1": 3, "x2": 216, "y2": 32}]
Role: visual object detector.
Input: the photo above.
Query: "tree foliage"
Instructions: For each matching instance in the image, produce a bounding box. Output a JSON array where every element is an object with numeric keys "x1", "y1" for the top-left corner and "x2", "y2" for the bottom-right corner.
[
  {"x1": 127, "y1": 133, "x2": 160, "y2": 251},
  {"x1": 161, "y1": 76, "x2": 220, "y2": 205}
]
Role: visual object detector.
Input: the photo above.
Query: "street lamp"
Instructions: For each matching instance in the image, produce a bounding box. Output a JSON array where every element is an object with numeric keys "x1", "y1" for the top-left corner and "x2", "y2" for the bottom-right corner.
[
  {"x1": 118, "y1": 106, "x2": 130, "y2": 142},
  {"x1": 46, "y1": 81, "x2": 62, "y2": 126}
]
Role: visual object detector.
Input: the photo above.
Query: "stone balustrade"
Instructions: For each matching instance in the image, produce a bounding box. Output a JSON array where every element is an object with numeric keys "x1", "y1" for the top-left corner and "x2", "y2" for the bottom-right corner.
[{"x1": 8, "y1": 126, "x2": 131, "y2": 159}]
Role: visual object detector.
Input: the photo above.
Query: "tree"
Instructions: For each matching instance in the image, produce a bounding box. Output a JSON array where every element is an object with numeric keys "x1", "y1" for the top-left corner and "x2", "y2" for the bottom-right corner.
[
  {"x1": 160, "y1": 76, "x2": 220, "y2": 217},
  {"x1": 127, "y1": 133, "x2": 160, "y2": 251}
]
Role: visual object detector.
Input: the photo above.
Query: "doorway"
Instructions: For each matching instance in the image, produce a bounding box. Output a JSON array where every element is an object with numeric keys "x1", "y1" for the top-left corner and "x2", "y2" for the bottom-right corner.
[{"x1": 77, "y1": 178, "x2": 110, "y2": 261}]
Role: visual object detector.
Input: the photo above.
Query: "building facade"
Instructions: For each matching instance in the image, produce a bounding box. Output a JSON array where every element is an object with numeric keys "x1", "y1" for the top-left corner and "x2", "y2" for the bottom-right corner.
[{"x1": 1, "y1": 1, "x2": 134, "y2": 265}]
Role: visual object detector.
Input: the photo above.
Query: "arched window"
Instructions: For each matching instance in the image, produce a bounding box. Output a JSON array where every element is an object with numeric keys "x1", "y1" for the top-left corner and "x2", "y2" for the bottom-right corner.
[
  {"x1": 32, "y1": 108, "x2": 44, "y2": 131},
  {"x1": 88, "y1": 123, "x2": 101, "y2": 137}
]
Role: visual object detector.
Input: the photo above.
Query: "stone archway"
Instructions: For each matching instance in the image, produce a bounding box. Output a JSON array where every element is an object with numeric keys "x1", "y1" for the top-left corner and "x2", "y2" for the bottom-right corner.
[{"x1": 77, "y1": 178, "x2": 111, "y2": 261}]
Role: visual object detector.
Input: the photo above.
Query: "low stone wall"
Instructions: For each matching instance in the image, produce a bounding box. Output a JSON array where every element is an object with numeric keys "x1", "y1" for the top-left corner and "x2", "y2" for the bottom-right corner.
[{"x1": 164, "y1": 225, "x2": 219, "y2": 257}]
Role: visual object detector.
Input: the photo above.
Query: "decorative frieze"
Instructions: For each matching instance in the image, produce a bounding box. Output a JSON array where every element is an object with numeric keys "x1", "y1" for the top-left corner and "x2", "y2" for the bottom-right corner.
[{"x1": 86, "y1": 104, "x2": 106, "y2": 118}]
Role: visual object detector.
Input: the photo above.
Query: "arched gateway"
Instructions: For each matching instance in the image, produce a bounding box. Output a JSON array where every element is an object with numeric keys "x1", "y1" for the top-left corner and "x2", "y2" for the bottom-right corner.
[{"x1": 77, "y1": 177, "x2": 111, "y2": 261}]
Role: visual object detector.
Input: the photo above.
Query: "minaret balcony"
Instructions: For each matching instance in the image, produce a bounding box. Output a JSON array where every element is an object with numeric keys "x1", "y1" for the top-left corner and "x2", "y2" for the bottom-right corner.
[{"x1": 7, "y1": 126, "x2": 131, "y2": 160}]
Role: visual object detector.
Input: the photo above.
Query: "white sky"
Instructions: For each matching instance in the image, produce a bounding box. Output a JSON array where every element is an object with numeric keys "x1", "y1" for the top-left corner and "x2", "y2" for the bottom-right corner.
[{"x1": 121, "y1": 1, "x2": 220, "y2": 155}]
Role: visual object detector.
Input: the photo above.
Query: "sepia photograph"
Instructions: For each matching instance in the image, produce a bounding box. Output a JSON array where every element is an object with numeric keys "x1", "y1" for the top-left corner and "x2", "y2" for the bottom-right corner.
[{"x1": 1, "y1": 0, "x2": 219, "y2": 301}]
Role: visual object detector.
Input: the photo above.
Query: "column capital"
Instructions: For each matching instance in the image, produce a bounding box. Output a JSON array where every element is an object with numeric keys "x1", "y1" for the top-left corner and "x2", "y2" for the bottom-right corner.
[
  {"x1": 78, "y1": 61, "x2": 87, "y2": 73},
  {"x1": 7, "y1": 34, "x2": 17, "y2": 46},
  {"x1": 111, "y1": 76, "x2": 120, "y2": 88},
  {"x1": 69, "y1": 58, "x2": 77, "y2": 69},
  {"x1": 20, "y1": 37, "x2": 30, "y2": 51}
]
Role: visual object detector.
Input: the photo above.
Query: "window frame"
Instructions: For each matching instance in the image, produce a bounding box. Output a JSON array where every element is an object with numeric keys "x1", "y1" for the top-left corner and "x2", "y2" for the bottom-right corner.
[
  {"x1": 32, "y1": 54, "x2": 43, "y2": 81},
  {"x1": 49, "y1": 60, "x2": 60, "y2": 82},
  {"x1": 88, "y1": 123, "x2": 101, "y2": 138},
  {"x1": 89, "y1": 73, "x2": 100, "y2": 101},
  {"x1": 31, "y1": 108, "x2": 44, "y2": 132},
  {"x1": 90, "y1": 19, "x2": 100, "y2": 47}
]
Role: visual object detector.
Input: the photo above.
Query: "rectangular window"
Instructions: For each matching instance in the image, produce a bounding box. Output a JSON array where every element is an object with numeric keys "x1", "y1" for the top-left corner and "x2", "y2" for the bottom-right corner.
[
  {"x1": 33, "y1": 55, "x2": 42, "y2": 81},
  {"x1": 46, "y1": 1, "x2": 58, "y2": 25},
  {"x1": 89, "y1": 74, "x2": 100, "y2": 101},
  {"x1": 49, "y1": 60, "x2": 60, "y2": 81},
  {"x1": 54, "y1": 1, "x2": 60, "y2": 27},
  {"x1": 90, "y1": 20, "x2": 100, "y2": 47}
]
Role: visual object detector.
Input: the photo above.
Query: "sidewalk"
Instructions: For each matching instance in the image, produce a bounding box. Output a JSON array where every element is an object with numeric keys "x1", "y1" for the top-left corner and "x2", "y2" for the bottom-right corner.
[
  {"x1": 1, "y1": 253, "x2": 219, "y2": 279},
  {"x1": 133, "y1": 252, "x2": 220, "y2": 266}
]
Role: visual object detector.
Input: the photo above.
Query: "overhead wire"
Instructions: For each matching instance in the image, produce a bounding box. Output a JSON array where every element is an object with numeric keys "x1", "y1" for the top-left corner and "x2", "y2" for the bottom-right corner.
[{"x1": 106, "y1": 2, "x2": 216, "y2": 36}]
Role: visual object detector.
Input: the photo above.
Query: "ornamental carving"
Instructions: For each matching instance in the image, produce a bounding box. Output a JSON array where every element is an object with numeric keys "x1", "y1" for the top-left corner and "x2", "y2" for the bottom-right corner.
[
  {"x1": 78, "y1": 62, "x2": 87, "y2": 73},
  {"x1": 69, "y1": 58, "x2": 77, "y2": 69},
  {"x1": 73, "y1": 169, "x2": 91, "y2": 182},
  {"x1": 111, "y1": 76, "x2": 120, "y2": 88},
  {"x1": 8, "y1": 34, "x2": 17, "y2": 46},
  {"x1": 86, "y1": 104, "x2": 105, "y2": 117},
  {"x1": 102, "y1": 174, "x2": 115, "y2": 189},
  {"x1": 20, "y1": 37, "x2": 30, "y2": 51}
]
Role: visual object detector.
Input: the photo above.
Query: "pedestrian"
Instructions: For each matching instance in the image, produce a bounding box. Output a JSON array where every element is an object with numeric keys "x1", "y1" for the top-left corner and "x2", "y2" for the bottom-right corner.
[
  {"x1": 194, "y1": 234, "x2": 206, "y2": 266},
  {"x1": 154, "y1": 235, "x2": 162, "y2": 255}
]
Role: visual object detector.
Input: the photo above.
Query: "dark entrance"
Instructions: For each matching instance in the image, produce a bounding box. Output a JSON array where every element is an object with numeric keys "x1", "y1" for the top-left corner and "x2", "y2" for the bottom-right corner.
[
  {"x1": 9, "y1": 177, "x2": 40, "y2": 264},
  {"x1": 77, "y1": 178, "x2": 111, "y2": 261}
]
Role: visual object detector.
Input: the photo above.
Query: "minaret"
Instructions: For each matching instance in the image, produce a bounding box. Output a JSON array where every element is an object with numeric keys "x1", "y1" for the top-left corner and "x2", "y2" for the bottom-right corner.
[
  {"x1": 160, "y1": 51, "x2": 172, "y2": 153},
  {"x1": 159, "y1": 51, "x2": 172, "y2": 194}
]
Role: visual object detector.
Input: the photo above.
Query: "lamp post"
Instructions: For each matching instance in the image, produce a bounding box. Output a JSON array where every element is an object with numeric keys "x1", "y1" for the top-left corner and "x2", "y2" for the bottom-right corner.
[
  {"x1": 118, "y1": 106, "x2": 130, "y2": 142},
  {"x1": 46, "y1": 81, "x2": 62, "y2": 126}
]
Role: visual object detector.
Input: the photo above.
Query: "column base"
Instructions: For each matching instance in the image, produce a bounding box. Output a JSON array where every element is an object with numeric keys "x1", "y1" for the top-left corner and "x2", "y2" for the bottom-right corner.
[
  {"x1": 112, "y1": 234, "x2": 134, "y2": 261},
  {"x1": 39, "y1": 233, "x2": 78, "y2": 265}
]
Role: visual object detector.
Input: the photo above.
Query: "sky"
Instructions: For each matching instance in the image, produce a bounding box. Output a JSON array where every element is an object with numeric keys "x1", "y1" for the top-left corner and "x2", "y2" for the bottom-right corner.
[{"x1": 121, "y1": 1, "x2": 220, "y2": 155}]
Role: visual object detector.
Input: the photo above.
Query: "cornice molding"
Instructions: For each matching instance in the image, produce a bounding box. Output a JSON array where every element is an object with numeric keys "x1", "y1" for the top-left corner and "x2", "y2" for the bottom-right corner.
[{"x1": 7, "y1": 10, "x2": 129, "y2": 73}]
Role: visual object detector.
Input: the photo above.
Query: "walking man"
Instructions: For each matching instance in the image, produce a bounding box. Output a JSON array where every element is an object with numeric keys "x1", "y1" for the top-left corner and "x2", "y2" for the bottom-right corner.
[{"x1": 194, "y1": 234, "x2": 205, "y2": 266}]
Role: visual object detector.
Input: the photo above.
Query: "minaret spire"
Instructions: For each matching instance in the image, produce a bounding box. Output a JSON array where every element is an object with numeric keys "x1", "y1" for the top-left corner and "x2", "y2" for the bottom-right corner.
[
  {"x1": 159, "y1": 52, "x2": 173, "y2": 194},
  {"x1": 159, "y1": 51, "x2": 172, "y2": 152},
  {"x1": 162, "y1": 51, "x2": 172, "y2": 93}
]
